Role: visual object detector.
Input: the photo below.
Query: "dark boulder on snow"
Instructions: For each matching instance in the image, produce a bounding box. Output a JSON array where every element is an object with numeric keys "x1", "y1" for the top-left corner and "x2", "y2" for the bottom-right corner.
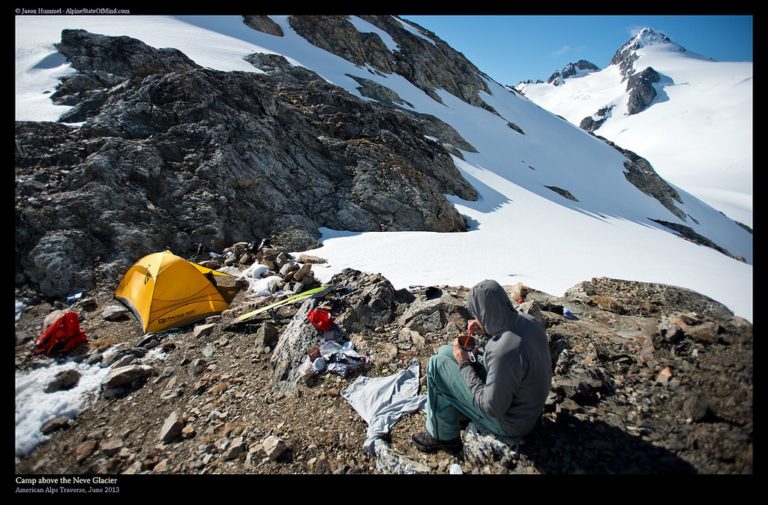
[
  {"x1": 579, "y1": 105, "x2": 614, "y2": 133},
  {"x1": 243, "y1": 15, "x2": 284, "y2": 37},
  {"x1": 626, "y1": 67, "x2": 661, "y2": 115},
  {"x1": 45, "y1": 369, "x2": 82, "y2": 393},
  {"x1": 545, "y1": 186, "x2": 578, "y2": 202}
]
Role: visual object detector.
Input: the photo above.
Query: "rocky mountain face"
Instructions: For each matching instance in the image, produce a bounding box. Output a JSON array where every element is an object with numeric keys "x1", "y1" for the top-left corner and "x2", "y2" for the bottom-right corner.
[
  {"x1": 610, "y1": 28, "x2": 682, "y2": 80},
  {"x1": 248, "y1": 15, "x2": 499, "y2": 115},
  {"x1": 14, "y1": 265, "x2": 752, "y2": 474},
  {"x1": 547, "y1": 59, "x2": 599, "y2": 86},
  {"x1": 626, "y1": 66, "x2": 661, "y2": 115},
  {"x1": 15, "y1": 29, "x2": 477, "y2": 298},
  {"x1": 592, "y1": 134, "x2": 686, "y2": 219}
]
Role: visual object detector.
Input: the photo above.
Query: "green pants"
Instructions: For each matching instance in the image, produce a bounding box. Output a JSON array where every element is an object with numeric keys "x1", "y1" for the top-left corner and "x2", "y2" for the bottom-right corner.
[{"x1": 425, "y1": 345, "x2": 508, "y2": 440}]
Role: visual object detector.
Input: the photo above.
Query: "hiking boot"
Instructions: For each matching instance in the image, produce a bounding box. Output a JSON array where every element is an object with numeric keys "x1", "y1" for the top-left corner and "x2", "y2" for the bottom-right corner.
[{"x1": 411, "y1": 432, "x2": 462, "y2": 453}]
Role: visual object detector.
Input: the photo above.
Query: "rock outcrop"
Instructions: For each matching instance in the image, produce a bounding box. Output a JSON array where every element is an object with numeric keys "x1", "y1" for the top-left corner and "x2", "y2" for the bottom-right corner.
[
  {"x1": 626, "y1": 67, "x2": 661, "y2": 115},
  {"x1": 579, "y1": 105, "x2": 614, "y2": 133},
  {"x1": 649, "y1": 219, "x2": 741, "y2": 260},
  {"x1": 282, "y1": 15, "x2": 498, "y2": 114},
  {"x1": 545, "y1": 185, "x2": 578, "y2": 202},
  {"x1": 242, "y1": 15, "x2": 284, "y2": 37},
  {"x1": 592, "y1": 134, "x2": 687, "y2": 221},
  {"x1": 16, "y1": 30, "x2": 477, "y2": 298}
]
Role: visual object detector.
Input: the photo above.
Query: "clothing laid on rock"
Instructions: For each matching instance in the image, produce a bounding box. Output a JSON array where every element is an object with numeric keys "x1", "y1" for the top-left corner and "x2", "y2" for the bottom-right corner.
[{"x1": 342, "y1": 359, "x2": 427, "y2": 456}]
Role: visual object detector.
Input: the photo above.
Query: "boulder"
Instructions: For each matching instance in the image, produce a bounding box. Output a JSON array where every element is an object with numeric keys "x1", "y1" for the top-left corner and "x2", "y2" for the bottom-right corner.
[
  {"x1": 193, "y1": 323, "x2": 216, "y2": 339},
  {"x1": 99, "y1": 438, "x2": 124, "y2": 456},
  {"x1": 372, "y1": 438, "x2": 431, "y2": 474},
  {"x1": 75, "y1": 440, "x2": 98, "y2": 463},
  {"x1": 684, "y1": 395, "x2": 711, "y2": 422},
  {"x1": 462, "y1": 422, "x2": 519, "y2": 469},
  {"x1": 102, "y1": 348, "x2": 147, "y2": 367},
  {"x1": 45, "y1": 368, "x2": 81, "y2": 393},
  {"x1": 111, "y1": 354, "x2": 136, "y2": 369},
  {"x1": 293, "y1": 263, "x2": 312, "y2": 281},
  {"x1": 158, "y1": 411, "x2": 183, "y2": 443},
  {"x1": 298, "y1": 254, "x2": 327, "y2": 264},
  {"x1": 256, "y1": 322, "x2": 279, "y2": 348},
  {"x1": 211, "y1": 275, "x2": 246, "y2": 303},
  {"x1": 517, "y1": 300, "x2": 544, "y2": 325},
  {"x1": 262, "y1": 435, "x2": 288, "y2": 461},
  {"x1": 102, "y1": 305, "x2": 130, "y2": 321},
  {"x1": 397, "y1": 292, "x2": 469, "y2": 334},
  {"x1": 41, "y1": 416, "x2": 71, "y2": 434},
  {"x1": 270, "y1": 299, "x2": 318, "y2": 390},
  {"x1": 224, "y1": 437, "x2": 246, "y2": 460},
  {"x1": 43, "y1": 309, "x2": 68, "y2": 328},
  {"x1": 329, "y1": 269, "x2": 397, "y2": 333},
  {"x1": 563, "y1": 281, "x2": 597, "y2": 303},
  {"x1": 101, "y1": 365, "x2": 153, "y2": 389}
]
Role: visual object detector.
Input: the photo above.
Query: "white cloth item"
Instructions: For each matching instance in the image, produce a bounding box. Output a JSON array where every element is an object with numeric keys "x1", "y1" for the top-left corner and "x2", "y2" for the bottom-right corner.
[
  {"x1": 248, "y1": 275, "x2": 283, "y2": 296},
  {"x1": 239, "y1": 263, "x2": 268, "y2": 281},
  {"x1": 341, "y1": 359, "x2": 427, "y2": 456}
]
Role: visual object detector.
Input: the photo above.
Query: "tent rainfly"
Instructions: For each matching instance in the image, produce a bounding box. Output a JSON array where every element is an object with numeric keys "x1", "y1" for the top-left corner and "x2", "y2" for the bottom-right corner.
[{"x1": 115, "y1": 250, "x2": 230, "y2": 333}]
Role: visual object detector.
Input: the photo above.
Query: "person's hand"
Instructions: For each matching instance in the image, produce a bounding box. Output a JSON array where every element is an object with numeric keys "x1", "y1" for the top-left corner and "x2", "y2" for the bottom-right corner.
[
  {"x1": 452, "y1": 338, "x2": 470, "y2": 364},
  {"x1": 467, "y1": 319, "x2": 485, "y2": 336}
]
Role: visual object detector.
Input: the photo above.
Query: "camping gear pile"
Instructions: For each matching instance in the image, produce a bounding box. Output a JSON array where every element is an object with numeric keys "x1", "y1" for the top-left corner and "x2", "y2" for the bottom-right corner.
[
  {"x1": 112, "y1": 240, "x2": 325, "y2": 333},
  {"x1": 199, "y1": 241, "x2": 323, "y2": 299},
  {"x1": 297, "y1": 291, "x2": 370, "y2": 382}
]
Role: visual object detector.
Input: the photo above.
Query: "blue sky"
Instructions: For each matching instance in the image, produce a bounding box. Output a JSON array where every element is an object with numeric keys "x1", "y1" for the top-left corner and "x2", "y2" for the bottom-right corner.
[{"x1": 403, "y1": 16, "x2": 753, "y2": 85}]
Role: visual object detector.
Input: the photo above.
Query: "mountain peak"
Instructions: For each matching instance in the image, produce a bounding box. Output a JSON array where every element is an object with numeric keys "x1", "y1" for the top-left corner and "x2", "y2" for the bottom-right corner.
[
  {"x1": 610, "y1": 28, "x2": 685, "y2": 79},
  {"x1": 546, "y1": 59, "x2": 599, "y2": 86},
  {"x1": 631, "y1": 27, "x2": 673, "y2": 47}
]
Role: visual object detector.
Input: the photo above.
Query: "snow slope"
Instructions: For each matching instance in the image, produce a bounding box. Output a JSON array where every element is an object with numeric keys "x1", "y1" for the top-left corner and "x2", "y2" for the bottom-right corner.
[
  {"x1": 517, "y1": 31, "x2": 753, "y2": 228},
  {"x1": 14, "y1": 16, "x2": 752, "y2": 321}
]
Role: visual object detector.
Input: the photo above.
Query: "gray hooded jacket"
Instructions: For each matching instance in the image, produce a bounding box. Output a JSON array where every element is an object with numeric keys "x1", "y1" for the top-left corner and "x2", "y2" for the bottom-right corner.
[{"x1": 462, "y1": 279, "x2": 552, "y2": 437}]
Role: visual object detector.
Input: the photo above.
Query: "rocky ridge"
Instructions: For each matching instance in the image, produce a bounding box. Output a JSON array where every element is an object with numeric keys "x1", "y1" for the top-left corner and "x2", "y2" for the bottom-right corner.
[
  {"x1": 14, "y1": 252, "x2": 752, "y2": 475},
  {"x1": 591, "y1": 133, "x2": 688, "y2": 222},
  {"x1": 16, "y1": 29, "x2": 477, "y2": 299},
  {"x1": 547, "y1": 59, "x2": 600, "y2": 86},
  {"x1": 610, "y1": 28, "x2": 683, "y2": 80},
  {"x1": 278, "y1": 15, "x2": 499, "y2": 115}
]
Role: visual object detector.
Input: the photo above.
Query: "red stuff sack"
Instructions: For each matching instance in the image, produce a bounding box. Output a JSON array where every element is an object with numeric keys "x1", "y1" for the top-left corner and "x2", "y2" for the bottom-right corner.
[
  {"x1": 307, "y1": 308, "x2": 334, "y2": 331},
  {"x1": 34, "y1": 311, "x2": 88, "y2": 355}
]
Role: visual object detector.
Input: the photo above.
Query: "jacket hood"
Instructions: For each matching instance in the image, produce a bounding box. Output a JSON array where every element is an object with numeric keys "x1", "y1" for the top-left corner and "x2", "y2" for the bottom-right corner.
[{"x1": 467, "y1": 279, "x2": 518, "y2": 336}]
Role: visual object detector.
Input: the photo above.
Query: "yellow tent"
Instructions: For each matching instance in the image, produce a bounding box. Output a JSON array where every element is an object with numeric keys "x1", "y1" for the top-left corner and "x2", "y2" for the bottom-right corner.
[{"x1": 115, "y1": 251, "x2": 230, "y2": 333}]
